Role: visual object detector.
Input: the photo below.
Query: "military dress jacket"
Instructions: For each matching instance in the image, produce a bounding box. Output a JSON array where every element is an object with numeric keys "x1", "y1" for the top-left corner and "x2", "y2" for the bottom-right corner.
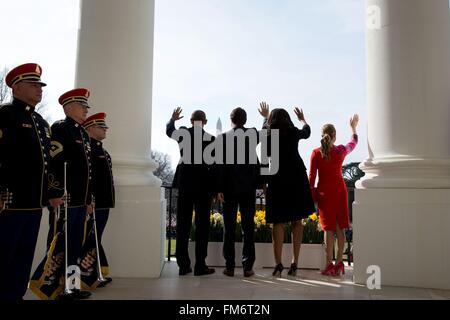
[
  {"x1": 90, "y1": 138, "x2": 115, "y2": 209},
  {"x1": 0, "y1": 98, "x2": 51, "y2": 210},
  {"x1": 48, "y1": 117, "x2": 92, "y2": 207}
]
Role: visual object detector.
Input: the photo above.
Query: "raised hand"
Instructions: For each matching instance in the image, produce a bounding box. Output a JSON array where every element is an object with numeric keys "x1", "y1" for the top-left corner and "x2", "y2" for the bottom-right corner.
[
  {"x1": 350, "y1": 114, "x2": 359, "y2": 133},
  {"x1": 258, "y1": 102, "x2": 270, "y2": 119},
  {"x1": 294, "y1": 107, "x2": 306, "y2": 122},
  {"x1": 171, "y1": 107, "x2": 184, "y2": 121}
]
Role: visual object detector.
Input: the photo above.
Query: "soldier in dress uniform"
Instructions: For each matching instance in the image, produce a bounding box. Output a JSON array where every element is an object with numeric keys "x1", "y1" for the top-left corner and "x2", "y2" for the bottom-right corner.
[
  {"x1": 0, "y1": 63, "x2": 51, "y2": 300},
  {"x1": 80, "y1": 112, "x2": 115, "y2": 287},
  {"x1": 46, "y1": 88, "x2": 94, "y2": 299}
]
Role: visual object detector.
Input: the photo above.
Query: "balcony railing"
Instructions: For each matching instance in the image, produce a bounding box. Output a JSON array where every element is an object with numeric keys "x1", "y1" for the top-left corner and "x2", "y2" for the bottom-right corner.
[{"x1": 162, "y1": 185, "x2": 354, "y2": 265}]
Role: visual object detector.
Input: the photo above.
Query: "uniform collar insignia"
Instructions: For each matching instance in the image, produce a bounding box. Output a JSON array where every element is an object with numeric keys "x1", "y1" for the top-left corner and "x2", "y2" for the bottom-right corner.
[{"x1": 12, "y1": 98, "x2": 33, "y2": 111}]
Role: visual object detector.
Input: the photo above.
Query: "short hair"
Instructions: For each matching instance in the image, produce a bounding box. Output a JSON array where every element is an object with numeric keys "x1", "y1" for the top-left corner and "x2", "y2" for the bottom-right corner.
[
  {"x1": 230, "y1": 107, "x2": 247, "y2": 127},
  {"x1": 191, "y1": 110, "x2": 206, "y2": 122}
]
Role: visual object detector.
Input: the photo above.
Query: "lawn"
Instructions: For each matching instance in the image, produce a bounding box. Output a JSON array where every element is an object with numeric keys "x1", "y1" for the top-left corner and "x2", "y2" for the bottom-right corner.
[{"x1": 165, "y1": 238, "x2": 176, "y2": 257}]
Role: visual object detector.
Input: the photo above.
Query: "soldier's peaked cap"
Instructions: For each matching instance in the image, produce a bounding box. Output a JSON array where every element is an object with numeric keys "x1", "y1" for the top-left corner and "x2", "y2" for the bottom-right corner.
[
  {"x1": 82, "y1": 112, "x2": 108, "y2": 129},
  {"x1": 5, "y1": 63, "x2": 47, "y2": 88},
  {"x1": 59, "y1": 88, "x2": 91, "y2": 107}
]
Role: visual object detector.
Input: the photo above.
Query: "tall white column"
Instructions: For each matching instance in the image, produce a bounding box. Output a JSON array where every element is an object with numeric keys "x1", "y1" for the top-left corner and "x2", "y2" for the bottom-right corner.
[
  {"x1": 354, "y1": 0, "x2": 450, "y2": 289},
  {"x1": 76, "y1": 0, "x2": 165, "y2": 277},
  {"x1": 359, "y1": 0, "x2": 450, "y2": 188}
]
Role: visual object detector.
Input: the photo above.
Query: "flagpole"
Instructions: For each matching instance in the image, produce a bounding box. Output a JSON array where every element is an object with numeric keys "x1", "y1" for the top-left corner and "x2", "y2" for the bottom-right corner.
[
  {"x1": 63, "y1": 162, "x2": 73, "y2": 295},
  {"x1": 91, "y1": 196, "x2": 107, "y2": 283}
]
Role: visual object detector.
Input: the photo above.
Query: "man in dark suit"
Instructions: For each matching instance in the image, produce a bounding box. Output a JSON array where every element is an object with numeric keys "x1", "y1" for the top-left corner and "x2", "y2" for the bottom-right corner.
[
  {"x1": 0, "y1": 63, "x2": 51, "y2": 300},
  {"x1": 166, "y1": 107, "x2": 215, "y2": 276},
  {"x1": 217, "y1": 107, "x2": 260, "y2": 277}
]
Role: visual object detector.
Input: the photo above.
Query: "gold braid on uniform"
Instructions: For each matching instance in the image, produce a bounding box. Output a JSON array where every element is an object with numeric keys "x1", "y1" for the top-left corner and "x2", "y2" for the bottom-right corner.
[
  {"x1": 48, "y1": 174, "x2": 63, "y2": 191},
  {"x1": 50, "y1": 141, "x2": 63, "y2": 158}
]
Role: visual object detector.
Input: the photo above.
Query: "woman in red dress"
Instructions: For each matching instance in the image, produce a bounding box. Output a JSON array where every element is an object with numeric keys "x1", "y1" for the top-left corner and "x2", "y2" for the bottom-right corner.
[{"x1": 308, "y1": 114, "x2": 359, "y2": 276}]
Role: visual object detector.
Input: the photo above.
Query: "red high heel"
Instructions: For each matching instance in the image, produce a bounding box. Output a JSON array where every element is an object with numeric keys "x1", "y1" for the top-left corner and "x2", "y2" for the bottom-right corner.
[
  {"x1": 334, "y1": 261, "x2": 345, "y2": 276},
  {"x1": 321, "y1": 262, "x2": 335, "y2": 276}
]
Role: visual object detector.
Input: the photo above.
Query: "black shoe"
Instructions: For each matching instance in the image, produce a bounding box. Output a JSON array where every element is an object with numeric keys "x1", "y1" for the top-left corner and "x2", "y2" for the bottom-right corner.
[
  {"x1": 97, "y1": 277, "x2": 113, "y2": 288},
  {"x1": 57, "y1": 289, "x2": 91, "y2": 300},
  {"x1": 55, "y1": 291, "x2": 75, "y2": 301},
  {"x1": 72, "y1": 289, "x2": 92, "y2": 299},
  {"x1": 244, "y1": 269, "x2": 255, "y2": 277},
  {"x1": 272, "y1": 263, "x2": 284, "y2": 277},
  {"x1": 287, "y1": 263, "x2": 297, "y2": 277},
  {"x1": 179, "y1": 267, "x2": 193, "y2": 276},
  {"x1": 223, "y1": 268, "x2": 234, "y2": 277},
  {"x1": 194, "y1": 266, "x2": 215, "y2": 276}
]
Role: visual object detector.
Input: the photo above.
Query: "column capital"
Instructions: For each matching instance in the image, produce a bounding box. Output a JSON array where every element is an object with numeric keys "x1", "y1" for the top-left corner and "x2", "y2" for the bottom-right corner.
[{"x1": 112, "y1": 155, "x2": 161, "y2": 186}]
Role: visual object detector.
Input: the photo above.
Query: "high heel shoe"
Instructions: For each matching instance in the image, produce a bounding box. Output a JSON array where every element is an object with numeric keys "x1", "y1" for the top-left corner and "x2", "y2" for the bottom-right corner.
[
  {"x1": 272, "y1": 263, "x2": 284, "y2": 277},
  {"x1": 334, "y1": 261, "x2": 345, "y2": 276},
  {"x1": 287, "y1": 263, "x2": 297, "y2": 277},
  {"x1": 321, "y1": 262, "x2": 336, "y2": 276}
]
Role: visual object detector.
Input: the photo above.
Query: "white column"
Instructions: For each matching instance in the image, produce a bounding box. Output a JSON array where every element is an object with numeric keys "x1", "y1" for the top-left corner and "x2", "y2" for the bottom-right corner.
[
  {"x1": 354, "y1": 0, "x2": 450, "y2": 289},
  {"x1": 359, "y1": 0, "x2": 450, "y2": 188},
  {"x1": 76, "y1": 0, "x2": 164, "y2": 277}
]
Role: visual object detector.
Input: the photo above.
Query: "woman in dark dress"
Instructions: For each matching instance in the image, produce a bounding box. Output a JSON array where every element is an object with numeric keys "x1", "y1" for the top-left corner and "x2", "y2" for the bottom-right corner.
[{"x1": 259, "y1": 102, "x2": 316, "y2": 277}]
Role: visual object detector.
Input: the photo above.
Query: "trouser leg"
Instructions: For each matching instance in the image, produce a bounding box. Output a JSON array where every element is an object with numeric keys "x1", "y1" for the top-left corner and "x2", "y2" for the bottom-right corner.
[
  {"x1": 222, "y1": 195, "x2": 238, "y2": 270},
  {"x1": 175, "y1": 193, "x2": 193, "y2": 270},
  {"x1": 239, "y1": 192, "x2": 256, "y2": 271}
]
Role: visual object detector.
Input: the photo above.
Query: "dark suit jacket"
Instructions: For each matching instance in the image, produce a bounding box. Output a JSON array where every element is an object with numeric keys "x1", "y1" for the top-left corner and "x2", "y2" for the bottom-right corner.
[
  {"x1": 217, "y1": 127, "x2": 261, "y2": 194},
  {"x1": 166, "y1": 119, "x2": 216, "y2": 194}
]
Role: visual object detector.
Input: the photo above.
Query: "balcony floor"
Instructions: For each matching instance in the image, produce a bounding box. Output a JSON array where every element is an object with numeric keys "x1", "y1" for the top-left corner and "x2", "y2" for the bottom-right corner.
[{"x1": 24, "y1": 261, "x2": 450, "y2": 300}]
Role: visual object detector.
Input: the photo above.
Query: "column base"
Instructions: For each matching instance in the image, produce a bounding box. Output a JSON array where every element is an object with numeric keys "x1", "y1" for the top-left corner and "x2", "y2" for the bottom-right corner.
[
  {"x1": 353, "y1": 188, "x2": 450, "y2": 290},
  {"x1": 358, "y1": 157, "x2": 450, "y2": 189},
  {"x1": 104, "y1": 185, "x2": 165, "y2": 277}
]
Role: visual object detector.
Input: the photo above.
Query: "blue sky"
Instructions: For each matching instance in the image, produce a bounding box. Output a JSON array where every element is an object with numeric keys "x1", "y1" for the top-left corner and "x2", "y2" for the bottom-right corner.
[{"x1": 1, "y1": 0, "x2": 367, "y2": 170}]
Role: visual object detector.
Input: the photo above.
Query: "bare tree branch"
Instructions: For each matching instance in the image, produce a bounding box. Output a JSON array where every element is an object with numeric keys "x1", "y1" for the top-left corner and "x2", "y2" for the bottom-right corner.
[
  {"x1": 342, "y1": 162, "x2": 365, "y2": 188},
  {"x1": 0, "y1": 67, "x2": 11, "y2": 104},
  {"x1": 151, "y1": 150, "x2": 175, "y2": 185},
  {"x1": 35, "y1": 95, "x2": 52, "y2": 123}
]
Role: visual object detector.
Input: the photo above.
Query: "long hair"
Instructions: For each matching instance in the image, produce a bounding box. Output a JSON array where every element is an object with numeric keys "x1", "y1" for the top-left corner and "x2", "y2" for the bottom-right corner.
[
  {"x1": 267, "y1": 108, "x2": 294, "y2": 134},
  {"x1": 320, "y1": 124, "x2": 336, "y2": 160}
]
